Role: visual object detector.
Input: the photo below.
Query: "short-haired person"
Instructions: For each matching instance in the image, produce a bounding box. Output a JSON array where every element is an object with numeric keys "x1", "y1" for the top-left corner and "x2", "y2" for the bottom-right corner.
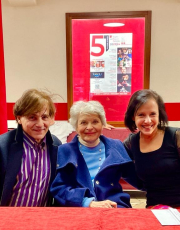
[
  {"x1": 50, "y1": 100, "x2": 140, "y2": 208},
  {"x1": 0, "y1": 89, "x2": 62, "y2": 206},
  {"x1": 124, "y1": 89, "x2": 180, "y2": 208}
]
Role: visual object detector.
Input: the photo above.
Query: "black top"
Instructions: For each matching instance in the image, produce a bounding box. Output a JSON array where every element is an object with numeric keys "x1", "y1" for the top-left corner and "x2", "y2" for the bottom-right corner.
[{"x1": 124, "y1": 127, "x2": 180, "y2": 207}]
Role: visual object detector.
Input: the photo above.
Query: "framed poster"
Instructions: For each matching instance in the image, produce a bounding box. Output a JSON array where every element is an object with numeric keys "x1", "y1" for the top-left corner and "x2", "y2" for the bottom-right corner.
[{"x1": 66, "y1": 11, "x2": 151, "y2": 126}]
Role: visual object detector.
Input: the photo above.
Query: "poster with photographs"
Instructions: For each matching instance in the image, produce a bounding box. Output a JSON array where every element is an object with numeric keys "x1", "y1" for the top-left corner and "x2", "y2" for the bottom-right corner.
[{"x1": 90, "y1": 33, "x2": 132, "y2": 95}]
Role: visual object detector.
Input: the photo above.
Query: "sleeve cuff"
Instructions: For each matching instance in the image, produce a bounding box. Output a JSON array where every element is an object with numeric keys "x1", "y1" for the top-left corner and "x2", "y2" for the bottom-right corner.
[{"x1": 82, "y1": 197, "x2": 95, "y2": 207}]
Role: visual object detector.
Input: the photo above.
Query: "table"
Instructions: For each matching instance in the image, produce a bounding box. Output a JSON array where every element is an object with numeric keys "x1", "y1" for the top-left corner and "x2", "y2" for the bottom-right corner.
[{"x1": 0, "y1": 207, "x2": 180, "y2": 230}]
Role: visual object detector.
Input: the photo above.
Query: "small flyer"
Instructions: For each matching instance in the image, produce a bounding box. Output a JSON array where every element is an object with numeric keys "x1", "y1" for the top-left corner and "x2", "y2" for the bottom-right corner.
[{"x1": 90, "y1": 33, "x2": 132, "y2": 95}]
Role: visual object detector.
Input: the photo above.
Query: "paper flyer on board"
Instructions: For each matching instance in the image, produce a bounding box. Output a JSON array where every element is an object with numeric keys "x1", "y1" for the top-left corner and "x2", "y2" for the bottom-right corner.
[{"x1": 90, "y1": 33, "x2": 132, "y2": 95}]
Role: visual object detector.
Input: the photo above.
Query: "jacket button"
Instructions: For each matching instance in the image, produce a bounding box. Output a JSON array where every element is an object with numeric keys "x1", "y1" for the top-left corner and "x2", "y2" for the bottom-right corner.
[
  {"x1": 111, "y1": 183, "x2": 114, "y2": 186},
  {"x1": 96, "y1": 180, "x2": 99, "y2": 185},
  {"x1": 57, "y1": 164, "x2": 59, "y2": 167}
]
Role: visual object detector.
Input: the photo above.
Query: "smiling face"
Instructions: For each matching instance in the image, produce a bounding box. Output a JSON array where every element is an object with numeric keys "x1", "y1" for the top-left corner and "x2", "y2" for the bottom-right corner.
[
  {"x1": 134, "y1": 99, "x2": 159, "y2": 137},
  {"x1": 121, "y1": 67, "x2": 126, "y2": 74},
  {"x1": 17, "y1": 105, "x2": 54, "y2": 143},
  {"x1": 76, "y1": 113, "x2": 103, "y2": 144}
]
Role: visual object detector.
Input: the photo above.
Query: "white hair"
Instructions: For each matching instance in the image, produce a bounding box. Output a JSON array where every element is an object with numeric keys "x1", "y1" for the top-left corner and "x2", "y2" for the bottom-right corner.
[{"x1": 69, "y1": 100, "x2": 107, "y2": 130}]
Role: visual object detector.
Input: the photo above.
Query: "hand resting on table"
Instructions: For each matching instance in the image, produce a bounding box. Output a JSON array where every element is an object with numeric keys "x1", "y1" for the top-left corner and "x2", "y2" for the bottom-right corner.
[{"x1": 89, "y1": 200, "x2": 117, "y2": 208}]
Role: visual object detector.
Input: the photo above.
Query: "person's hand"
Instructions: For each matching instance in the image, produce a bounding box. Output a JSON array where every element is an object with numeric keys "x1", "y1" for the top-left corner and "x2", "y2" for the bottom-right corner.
[
  {"x1": 89, "y1": 200, "x2": 117, "y2": 208},
  {"x1": 103, "y1": 124, "x2": 115, "y2": 130}
]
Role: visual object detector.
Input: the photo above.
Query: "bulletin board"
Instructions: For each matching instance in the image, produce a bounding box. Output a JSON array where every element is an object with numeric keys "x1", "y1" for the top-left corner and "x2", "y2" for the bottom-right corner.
[{"x1": 66, "y1": 11, "x2": 151, "y2": 126}]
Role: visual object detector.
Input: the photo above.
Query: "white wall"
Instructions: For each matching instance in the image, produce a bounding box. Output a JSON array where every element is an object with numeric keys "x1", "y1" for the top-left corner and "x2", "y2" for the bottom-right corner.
[{"x1": 1, "y1": 0, "x2": 180, "y2": 126}]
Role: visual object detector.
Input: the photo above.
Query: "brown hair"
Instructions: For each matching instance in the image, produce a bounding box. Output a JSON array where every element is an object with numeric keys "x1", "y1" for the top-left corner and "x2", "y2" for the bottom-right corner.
[
  {"x1": 124, "y1": 89, "x2": 168, "y2": 132},
  {"x1": 13, "y1": 89, "x2": 56, "y2": 120}
]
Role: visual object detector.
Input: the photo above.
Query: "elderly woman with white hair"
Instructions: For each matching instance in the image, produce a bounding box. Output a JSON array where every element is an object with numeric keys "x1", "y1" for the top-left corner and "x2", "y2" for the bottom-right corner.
[{"x1": 50, "y1": 100, "x2": 140, "y2": 208}]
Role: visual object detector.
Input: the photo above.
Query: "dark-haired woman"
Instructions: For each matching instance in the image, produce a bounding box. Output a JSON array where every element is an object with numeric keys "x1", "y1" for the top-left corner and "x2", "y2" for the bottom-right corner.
[{"x1": 124, "y1": 89, "x2": 180, "y2": 209}]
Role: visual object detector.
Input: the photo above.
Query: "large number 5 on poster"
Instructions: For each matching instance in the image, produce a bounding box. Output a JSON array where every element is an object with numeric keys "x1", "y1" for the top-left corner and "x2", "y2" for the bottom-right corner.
[{"x1": 91, "y1": 35, "x2": 104, "y2": 57}]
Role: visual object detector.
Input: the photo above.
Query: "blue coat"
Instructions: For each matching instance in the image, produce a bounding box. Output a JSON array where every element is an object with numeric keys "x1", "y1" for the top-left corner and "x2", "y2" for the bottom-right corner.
[
  {"x1": 51, "y1": 135, "x2": 139, "y2": 208},
  {"x1": 0, "y1": 125, "x2": 62, "y2": 206}
]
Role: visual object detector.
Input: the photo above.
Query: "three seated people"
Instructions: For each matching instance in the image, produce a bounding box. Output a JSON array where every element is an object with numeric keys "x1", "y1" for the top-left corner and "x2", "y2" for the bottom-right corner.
[{"x1": 1, "y1": 88, "x2": 180, "y2": 209}]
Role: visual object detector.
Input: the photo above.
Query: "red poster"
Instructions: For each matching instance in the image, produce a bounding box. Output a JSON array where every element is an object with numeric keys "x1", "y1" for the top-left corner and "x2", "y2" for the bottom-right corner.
[{"x1": 68, "y1": 12, "x2": 151, "y2": 125}]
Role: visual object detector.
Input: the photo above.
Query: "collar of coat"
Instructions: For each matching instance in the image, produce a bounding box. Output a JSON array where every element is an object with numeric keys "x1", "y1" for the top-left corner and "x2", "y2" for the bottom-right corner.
[{"x1": 58, "y1": 134, "x2": 132, "y2": 170}]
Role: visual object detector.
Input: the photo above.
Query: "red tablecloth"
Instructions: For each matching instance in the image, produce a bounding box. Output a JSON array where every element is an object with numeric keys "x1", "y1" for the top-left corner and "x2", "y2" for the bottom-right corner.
[{"x1": 1, "y1": 207, "x2": 180, "y2": 230}]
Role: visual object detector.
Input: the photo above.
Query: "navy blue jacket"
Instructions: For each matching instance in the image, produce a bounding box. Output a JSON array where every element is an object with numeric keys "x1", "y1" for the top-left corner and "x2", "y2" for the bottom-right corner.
[
  {"x1": 0, "y1": 125, "x2": 61, "y2": 206},
  {"x1": 51, "y1": 135, "x2": 140, "y2": 208}
]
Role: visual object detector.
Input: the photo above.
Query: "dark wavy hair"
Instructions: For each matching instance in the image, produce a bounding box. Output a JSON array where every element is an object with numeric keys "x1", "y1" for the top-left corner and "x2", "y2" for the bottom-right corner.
[{"x1": 124, "y1": 89, "x2": 168, "y2": 132}]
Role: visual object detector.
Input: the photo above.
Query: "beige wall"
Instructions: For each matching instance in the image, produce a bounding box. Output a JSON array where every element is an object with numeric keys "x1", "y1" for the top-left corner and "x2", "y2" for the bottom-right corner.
[{"x1": 1, "y1": 0, "x2": 180, "y2": 125}]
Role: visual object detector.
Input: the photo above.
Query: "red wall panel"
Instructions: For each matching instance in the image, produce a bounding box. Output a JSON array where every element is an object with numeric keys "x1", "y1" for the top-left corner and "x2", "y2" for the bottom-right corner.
[
  {"x1": 7, "y1": 102, "x2": 180, "y2": 122},
  {"x1": 0, "y1": 0, "x2": 8, "y2": 134}
]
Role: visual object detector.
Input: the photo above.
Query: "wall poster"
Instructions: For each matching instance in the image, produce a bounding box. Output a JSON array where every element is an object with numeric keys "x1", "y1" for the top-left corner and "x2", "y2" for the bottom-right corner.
[
  {"x1": 66, "y1": 12, "x2": 151, "y2": 126},
  {"x1": 90, "y1": 33, "x2": 132, "y2": 95}
]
